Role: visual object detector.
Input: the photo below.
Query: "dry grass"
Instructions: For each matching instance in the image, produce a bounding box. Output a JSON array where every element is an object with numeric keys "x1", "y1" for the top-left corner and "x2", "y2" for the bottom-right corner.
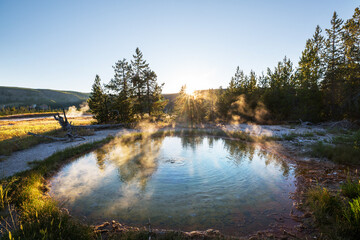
[
  {"x1": 0, "y1": 117, "x2": 93, "y2": 142},
  {"x1": 0, "y1": 117, "x2": 94, "y2": 155}
]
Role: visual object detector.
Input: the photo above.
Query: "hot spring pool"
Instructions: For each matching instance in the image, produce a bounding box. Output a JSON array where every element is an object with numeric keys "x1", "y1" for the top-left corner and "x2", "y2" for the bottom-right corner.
[{"x1": 49, "y1": 135, "x2": 296, "y2": 236}]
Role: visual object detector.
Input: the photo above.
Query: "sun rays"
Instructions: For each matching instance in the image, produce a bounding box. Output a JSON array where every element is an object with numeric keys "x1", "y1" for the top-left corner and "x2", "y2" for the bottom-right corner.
[{"x1": 184, "y1": 85, "x2": 197, "y2": 98}]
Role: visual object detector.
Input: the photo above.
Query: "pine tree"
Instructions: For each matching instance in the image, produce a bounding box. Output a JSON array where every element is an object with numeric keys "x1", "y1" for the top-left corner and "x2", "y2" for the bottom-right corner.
[
  {"x1": 326, "y1": 12, "x2": 345, "y2": 71},
  {"x1": 129, "y1": 48, "x2": 166, "y2": 116},
  {"x1": 342, "y1": 7, "x2": 360, "y2": 117},
  {"x1": 144, "y1": 70, "x2": 158, "y2": 115},
  {"x1": 204, "y1": 88, "x2": 218, "y2": 122},
  {"x1": 296, "y1": 26, "x2": 324, "y2": 121},
  {"x1": 101, "y1": 48, "x2": 166, "y2": 121},
  {"x1": 131, "y1": 48, "x2": 150, "y2": 113},
  {"x1": 246, "y1": 70, "x2": 257, "y2": 94},
  {"x1": 107, "y1": 58, "x2": 132, "y2": 97},
  {"x1": 88, "y1": 75, "x2": 109, "y2": 123},
  {"x1": 106, "y1": 59, "x2": 134, "y2": 122},
  {"x1": 343, "y1": 7, "x2": 360, "y2": 63},
  {"x1": 263, "y1": 57, "x2": 296, "y2": 120},
  {"x1": 258, "y1": 72, "x2": 269, "y2": 89},
  {"x1": 217, "y1": 67, "x2": 244, "y2": 119},
  {"x1": 322, "y1": 12, "x2": 344, "y2": 118},
  {"x1": 150, "y1": 82, "x2": 168, "y2": 115},
  {"x1": 232, "y1": 66, "x2": 246, "y2": 91},
  {"x1": 298, "y1": 25, "x2": 324, "y2": 89}
]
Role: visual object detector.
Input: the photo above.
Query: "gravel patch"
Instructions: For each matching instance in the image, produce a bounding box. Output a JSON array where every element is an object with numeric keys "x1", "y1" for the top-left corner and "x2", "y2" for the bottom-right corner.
[{"x1": 223, "y1": 123, "x2": 326, "y2": 137}]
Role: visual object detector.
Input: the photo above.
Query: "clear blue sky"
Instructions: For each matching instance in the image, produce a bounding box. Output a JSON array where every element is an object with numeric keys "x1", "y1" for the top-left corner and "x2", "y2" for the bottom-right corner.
[{"x1": 0, "y1": 1, "x2": 358, "y2": 93}]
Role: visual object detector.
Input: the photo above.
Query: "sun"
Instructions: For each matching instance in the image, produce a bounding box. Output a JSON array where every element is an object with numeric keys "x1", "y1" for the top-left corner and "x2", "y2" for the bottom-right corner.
[{"x1": 184, "y1": 85, "x2": 196, "y2": 97}]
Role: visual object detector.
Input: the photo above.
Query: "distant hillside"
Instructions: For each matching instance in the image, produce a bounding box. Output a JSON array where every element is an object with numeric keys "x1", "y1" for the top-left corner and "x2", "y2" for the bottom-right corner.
[
  {"x1": 0, "y1": 86, "x2": 220, "y2": 112},
  {"x1": 0, "y1": 86, "x2": 89, "y2": 108}
]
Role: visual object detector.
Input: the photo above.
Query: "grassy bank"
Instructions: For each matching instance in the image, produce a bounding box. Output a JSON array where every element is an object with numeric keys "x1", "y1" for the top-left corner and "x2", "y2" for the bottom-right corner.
[
  {"x1": 310, "y1": 129, "x2": 360, "y2": 165},
  {"x1": 306, "y1": 176, "x2": 360, "y2": 239}
]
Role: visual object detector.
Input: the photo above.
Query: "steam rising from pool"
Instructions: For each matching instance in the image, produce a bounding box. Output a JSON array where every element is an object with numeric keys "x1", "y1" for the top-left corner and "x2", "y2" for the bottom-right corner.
[{"x1": 50, "y1": 135, "x2": 296, "y2": 236}]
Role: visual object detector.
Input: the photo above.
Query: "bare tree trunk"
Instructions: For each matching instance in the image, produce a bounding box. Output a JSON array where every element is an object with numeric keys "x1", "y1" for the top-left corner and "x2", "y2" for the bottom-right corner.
[
  {"x1": 29, "y1": 109, "x2": 86, "y2": 142},
  {"x1": 29, "y1": 109, "x2": 125, "y2": 142}
]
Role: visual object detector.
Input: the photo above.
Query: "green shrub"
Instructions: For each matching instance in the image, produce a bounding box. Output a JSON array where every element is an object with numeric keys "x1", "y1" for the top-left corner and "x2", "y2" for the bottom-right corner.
[
  {"x1": 341, "y1": 197, "x2": 360, "y2": 238},
  {"x1": 303, "y1": 132, "x2": 315, "y2": 138},
  {"x1": 310, "y1": 141, "x2": 360, "y2": 165},
  {"x1": 315, "y1": 131, "x2": 326, "y2": 136},
  {"x1": 282, "y1": 133, "x2": 298, "y2": 141},
  {"x1": 353, "y1": 130, "x2": 360, "y2": 149},
  {"x1": 307, "y1": 186, "x2": 341, "y2": 224},
  {"x1": 344, "y1": 197, "x2": 360, "y2": 224},
  {"x1": 306, "y1": 183, "x2": 360, "y2": 239},
  {"x1": 341, "y1": 178, "x2": 360, "y2": 199},
  {"x1": 332, "y1": 130, "x2": 360, "y2": 147}
]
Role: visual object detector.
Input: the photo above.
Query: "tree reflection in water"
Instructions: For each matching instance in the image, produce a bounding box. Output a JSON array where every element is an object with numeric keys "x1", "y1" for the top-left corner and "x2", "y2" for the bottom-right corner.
[
  {"x1": 94, "y1": 134, "x2": 291, "y2": 185},
  {"x1": 94, "y1": 134, "x2": 166, "y2": 190},
  {"x1": 95, "y1": 148, "x2": 107, "y2": 171},
  {"x1": 177, "y1": 135, "x2": 290, "y2": 177}
]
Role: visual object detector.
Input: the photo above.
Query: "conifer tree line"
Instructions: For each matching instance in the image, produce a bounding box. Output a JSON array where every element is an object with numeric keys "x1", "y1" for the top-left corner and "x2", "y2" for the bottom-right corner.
[
  {"x1": 218, "y1": 8, "x2": 360, "y2": 122},
  {"x1": 88, "y1": 48, "x2": 168, "y2": 123},
  {"x1": 90, "y1": 7, "x2": 359, "y2": 124},
  {"x1": 174, "y1": 7, "x2": 359, "y2": 124}
]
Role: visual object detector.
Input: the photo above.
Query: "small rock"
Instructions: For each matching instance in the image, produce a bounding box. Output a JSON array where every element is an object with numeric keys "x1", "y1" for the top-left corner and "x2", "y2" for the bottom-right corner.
[
  {"x1": 303, "y1": 212, "x2": 312, "y2": 218},
  {"x1": 188, "y1": 231, "x2": 203, "y2": 237},
  {"x1": 266, "y1": 233, "x2": 274, "y2": 238},
  {"x1": 205, "y1": 229, "x2": 220, "y2": 236},
  {"x1": 60, "y1": 208, "x2": 70, "y2": 215},
  {"x1": 95, "y1": 222, "x2": 110, "y2": 230},
  {"x1": 295, "y1": 224, "x2": 305, "y2": 232}
]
